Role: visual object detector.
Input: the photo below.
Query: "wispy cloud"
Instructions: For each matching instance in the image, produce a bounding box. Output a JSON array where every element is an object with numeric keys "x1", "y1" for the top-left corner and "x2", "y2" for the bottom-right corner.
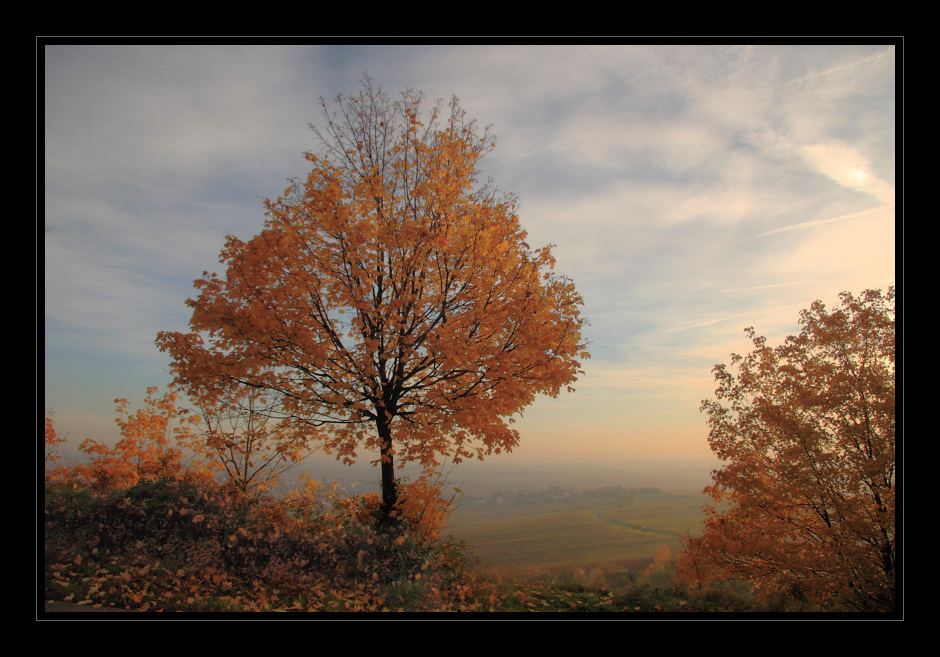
[
  {"x1": 751, "y1": 205, "x2": 893, "y2": 239},
  {"x1": 781, "y1": 47, "x2": 895, "y2": 88},
  {"x1": 719, "y1": 279, "x2": 844, "y2": 294}
]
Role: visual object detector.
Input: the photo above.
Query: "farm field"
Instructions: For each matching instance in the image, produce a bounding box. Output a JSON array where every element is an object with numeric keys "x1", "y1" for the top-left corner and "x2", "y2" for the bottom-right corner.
[{"x1": 446, "y1": 489, "x2": 709, "y2": 578}]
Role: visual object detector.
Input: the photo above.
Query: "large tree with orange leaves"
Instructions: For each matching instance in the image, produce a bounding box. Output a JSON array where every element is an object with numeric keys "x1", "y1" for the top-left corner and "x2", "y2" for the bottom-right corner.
[
  {"x1": 676, "y1": 288, "x2": 895, "y2": 611},
  {"x1": 157, "y1": 78, "x2": 589, "y2": 521}
]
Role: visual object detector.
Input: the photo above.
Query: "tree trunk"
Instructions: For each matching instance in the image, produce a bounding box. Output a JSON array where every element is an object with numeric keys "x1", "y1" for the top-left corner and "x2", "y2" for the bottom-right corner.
[{"x1": 375, "y1": 413, "x2": 398, "y2": 525}]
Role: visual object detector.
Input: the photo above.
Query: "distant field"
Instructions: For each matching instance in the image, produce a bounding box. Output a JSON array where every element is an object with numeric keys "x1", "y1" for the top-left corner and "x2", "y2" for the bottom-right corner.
[{"x1": 446, "y1": 491, "x2": 708, "y2": 578}]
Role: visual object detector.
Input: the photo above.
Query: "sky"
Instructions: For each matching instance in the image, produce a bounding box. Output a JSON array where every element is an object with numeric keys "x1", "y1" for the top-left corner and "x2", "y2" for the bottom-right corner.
[{"x1": 42, "y1": 43, "x2": 898, "y2": 480}]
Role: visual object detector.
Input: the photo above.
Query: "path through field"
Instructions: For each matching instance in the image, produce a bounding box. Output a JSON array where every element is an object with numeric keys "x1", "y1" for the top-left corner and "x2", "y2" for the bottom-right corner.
[{"x1": 592, "y1": 508, "x2": 685, "y2": 539}]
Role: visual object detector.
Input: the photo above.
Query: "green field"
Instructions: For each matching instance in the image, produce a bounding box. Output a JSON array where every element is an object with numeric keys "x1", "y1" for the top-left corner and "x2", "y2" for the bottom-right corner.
[{"x1": 446, "y1": 490, "x2": 708, "y2": 579}]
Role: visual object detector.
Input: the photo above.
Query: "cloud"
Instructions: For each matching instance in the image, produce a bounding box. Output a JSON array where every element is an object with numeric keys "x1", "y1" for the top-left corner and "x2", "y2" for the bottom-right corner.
[
  {"x1": 43, "y1": 44, "x2": 896, "y2": 466},
  {"x1": 751, "y1": 204, "x2": 892, "y2": 239},
  {"x1": 719, "y1": 278, "x2": 843, "y2": 294},
  {"x1": 781, "y1": 47, "x2": 894, "y2": 88},
  {"x1": 799, "y1": 141, "x2": 895, "y2": 205}
]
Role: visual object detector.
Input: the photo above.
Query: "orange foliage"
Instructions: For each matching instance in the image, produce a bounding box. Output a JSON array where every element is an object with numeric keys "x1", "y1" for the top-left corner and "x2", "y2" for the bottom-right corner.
[
  {"x1": 70, "y1": 386, "x2": 212, "y2": 492},
  {"x1": 44, "y1": 415, "x2": 69, "y2": 484},
  {"x1": 280, "y1": 473, "x2": 339, "y2": 525},
  {"x1": 157, "y1": 77, "x2": 589, "y2": 518},
  {"x1": 653, "y1": 544, "x2": 672, "y2": 568},
  {"x1": 390, "y1": 474, "x2": 458, "y2": 543},
  {"x1": 676, "y1": 288, "x2": 895, "y2": 611}
]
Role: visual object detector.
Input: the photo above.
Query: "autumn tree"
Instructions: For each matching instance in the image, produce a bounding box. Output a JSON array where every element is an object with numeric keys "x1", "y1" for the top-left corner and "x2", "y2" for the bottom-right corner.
[
  {"x1": 157, "y1": 77, "x2": 589, "y2": 522},
  {"x1": 676, "y1": 288, "x2": 896, "y2": 612}
]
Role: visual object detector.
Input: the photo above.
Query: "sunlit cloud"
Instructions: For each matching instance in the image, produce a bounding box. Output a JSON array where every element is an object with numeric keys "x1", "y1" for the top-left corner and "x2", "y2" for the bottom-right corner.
[{"x1": 799, "y1": 141, "x2": 895, "y2": 204}]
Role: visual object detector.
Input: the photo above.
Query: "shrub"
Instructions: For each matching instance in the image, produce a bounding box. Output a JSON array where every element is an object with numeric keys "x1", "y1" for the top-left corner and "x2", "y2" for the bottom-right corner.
[{"x1": 44, "y1": 475, "x2": 494, "y2": 612}]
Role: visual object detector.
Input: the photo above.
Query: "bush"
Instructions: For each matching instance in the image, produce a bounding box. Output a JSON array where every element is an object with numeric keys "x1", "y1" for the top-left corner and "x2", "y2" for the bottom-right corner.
[
  {"x1": 44, "y1": 478, "x2": 234, "y2": 570},
  {"x1": 44, "y1": 477, "x2": 495, "y2": 612}
]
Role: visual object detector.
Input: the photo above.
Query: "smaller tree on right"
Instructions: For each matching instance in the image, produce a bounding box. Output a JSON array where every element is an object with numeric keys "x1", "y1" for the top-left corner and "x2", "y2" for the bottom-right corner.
[{"x1": 676, "y1": 287, "x2": 896, "y2": 612}]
